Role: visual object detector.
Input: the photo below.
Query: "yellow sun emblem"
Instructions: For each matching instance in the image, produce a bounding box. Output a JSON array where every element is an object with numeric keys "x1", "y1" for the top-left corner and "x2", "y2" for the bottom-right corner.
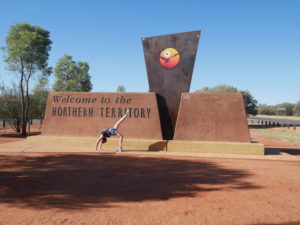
[{"x1": 159, "y1": 48, "x2": 180, "y2": 69}]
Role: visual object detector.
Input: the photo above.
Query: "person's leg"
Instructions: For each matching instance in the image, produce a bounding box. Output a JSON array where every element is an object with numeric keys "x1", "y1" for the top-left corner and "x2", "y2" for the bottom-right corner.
[
  {"x1": 113, "y1": 113, "x2": 128, "y2": 130},
  {"x1": 116, "y1": 132, "x2": 123, "y2": 152},
  {"x1": 114, "y1": 109, "x2": 129, "y2": 152}
]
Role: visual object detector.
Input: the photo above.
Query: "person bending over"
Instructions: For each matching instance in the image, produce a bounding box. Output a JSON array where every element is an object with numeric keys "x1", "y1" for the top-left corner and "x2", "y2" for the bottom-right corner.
[{"x1": 96, "y1": 110, "x2": 129, "y2": 152}]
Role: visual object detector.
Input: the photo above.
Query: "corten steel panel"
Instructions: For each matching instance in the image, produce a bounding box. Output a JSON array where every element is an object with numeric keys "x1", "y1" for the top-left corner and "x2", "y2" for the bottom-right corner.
[
  {"x1": 142, "y1": 31, "x2": 200, "y2": 140},
  {"x1": 174, "y1": 93, "x2": 251, "y2": 142},
  {"x1": 42, "y1": 92, "x2": 163, "y2": 139}
]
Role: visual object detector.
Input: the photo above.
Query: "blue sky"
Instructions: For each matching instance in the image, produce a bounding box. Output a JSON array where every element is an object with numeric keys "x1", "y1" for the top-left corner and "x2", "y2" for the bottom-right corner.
[{"x1": 0, "y1": 0, "x2": 299, "y2": 105}]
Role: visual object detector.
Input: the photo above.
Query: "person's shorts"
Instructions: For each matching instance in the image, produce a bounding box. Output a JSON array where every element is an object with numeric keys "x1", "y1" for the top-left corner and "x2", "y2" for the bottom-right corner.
[
  {"x1": 101, "y1": 129, "x2": 110, "y2": 137},
  {"x1": 101, "y1": 128, "x2": 117, "y2": 137}
]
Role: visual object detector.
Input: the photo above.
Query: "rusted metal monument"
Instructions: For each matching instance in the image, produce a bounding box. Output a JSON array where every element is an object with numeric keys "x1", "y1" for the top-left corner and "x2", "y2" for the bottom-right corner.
[
  {"x1": 38, "y1": 30, "x2": 264, "y2": 154},
  {"x1": 174, "y1": 93, "x2": 250, "y2": 142},
  {"x1": 142, "y1": 31, "x2": 200, "y2": 139}
]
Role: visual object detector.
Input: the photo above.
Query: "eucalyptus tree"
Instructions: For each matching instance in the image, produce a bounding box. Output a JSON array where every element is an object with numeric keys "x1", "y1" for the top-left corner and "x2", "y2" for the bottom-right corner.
[
  {"x1": 53, "y1": 54, "x2": 92, "y2": 92},
  {"x1": 116, "y1": 85, "x2": 126, "y2": 92},
  {"x1": 3, "y1": 22, "x2": 52, "y2": 136}
]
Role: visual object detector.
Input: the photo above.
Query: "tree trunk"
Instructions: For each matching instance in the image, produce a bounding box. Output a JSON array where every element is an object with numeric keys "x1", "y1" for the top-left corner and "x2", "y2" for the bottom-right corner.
[
  {"x1": 20, "y1": 71, "x2": 27, "y2": 136},
  {"x1": 24, "y1": 77, "x2": 30, "y2": 136}
]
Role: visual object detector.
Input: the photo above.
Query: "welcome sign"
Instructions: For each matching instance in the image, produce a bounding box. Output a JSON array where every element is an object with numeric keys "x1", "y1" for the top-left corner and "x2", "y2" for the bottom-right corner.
[{"x1": 42, "y1": 92, "x2": 163, "y2": 139}]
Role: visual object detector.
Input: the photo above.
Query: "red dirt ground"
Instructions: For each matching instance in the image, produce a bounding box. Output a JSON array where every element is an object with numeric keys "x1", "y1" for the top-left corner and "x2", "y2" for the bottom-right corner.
[
  {"x1": 0, "y1": 125, "x2": 40, "y2": 144},
  {"x1": 1, "y1": 126, "x2": 300, "y2": 225},
  {"x1": 0, "y1": 153, "x2": 300, "y2": 225}
]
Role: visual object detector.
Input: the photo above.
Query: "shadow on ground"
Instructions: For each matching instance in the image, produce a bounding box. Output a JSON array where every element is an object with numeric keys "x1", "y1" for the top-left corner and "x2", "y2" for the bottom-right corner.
[
  {"x1": 252, "y1": 221, "x2": 300, "y2": 225},
  {"x1": 265, "y1": 148, "x2": 300, "y2": 156},
  {"x1": 0, "y1": 131, "x2": 41, "y2": 138},
  {"x1": 0, "y1": 153, "x2": 260, "y2": 210}
]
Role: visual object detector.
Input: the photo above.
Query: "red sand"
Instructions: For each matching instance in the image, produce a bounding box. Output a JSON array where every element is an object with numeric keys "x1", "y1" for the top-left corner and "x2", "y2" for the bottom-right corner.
[
  {"x1": 1, "y1": 126, "x2": 300, "y2": 224},
  {"x1": 0, "y1": 125, "x2": 40, "y2": 144},
  {"x1": 0, "y1": 152, "x2": 300, "y2": 225}
]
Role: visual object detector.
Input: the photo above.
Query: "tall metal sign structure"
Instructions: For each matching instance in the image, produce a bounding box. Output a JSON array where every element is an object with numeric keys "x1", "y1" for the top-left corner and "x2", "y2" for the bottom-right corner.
[{"x1": 142, "y1": 31, "x2": 200, "y2": 139}]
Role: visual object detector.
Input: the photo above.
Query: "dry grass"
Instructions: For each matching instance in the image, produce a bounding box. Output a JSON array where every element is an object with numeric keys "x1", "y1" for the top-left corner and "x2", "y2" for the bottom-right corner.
[{"x1": 250, "y1": 127, "x2": 300, "y2": 145}]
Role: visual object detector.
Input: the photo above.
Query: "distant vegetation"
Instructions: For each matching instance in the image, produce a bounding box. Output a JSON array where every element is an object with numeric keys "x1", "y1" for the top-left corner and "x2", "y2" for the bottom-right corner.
[
  {"x1": 195, "y1": 85, "x2": 300, "y2": 118},
  {"x1": 116, "y1": 85, "x2": 126, "y2": 92},
  {"x1": 258, "y1": 101, "x2": 300, "y2": 117}
]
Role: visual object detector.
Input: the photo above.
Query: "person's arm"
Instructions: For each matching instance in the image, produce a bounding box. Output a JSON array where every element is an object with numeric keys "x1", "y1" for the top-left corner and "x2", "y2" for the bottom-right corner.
[{"x1": 96, "y1": 135, "x2": 104, "y2": 150}]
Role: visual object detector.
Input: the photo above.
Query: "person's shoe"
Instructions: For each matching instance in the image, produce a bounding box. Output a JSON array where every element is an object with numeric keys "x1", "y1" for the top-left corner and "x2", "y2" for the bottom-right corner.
[{"x1": 117, "y1": 146, "x2": 123, "y2": 152}]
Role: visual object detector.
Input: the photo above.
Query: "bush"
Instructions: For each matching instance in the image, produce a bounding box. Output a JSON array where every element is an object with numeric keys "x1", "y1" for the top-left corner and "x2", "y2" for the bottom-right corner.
[
  {"x1": 294, "y1": 100, "x2": 300, "y2": 116},
  {"x1": 258, "y1": 104, "x2": 276, "y2": 115},
  {"x1": 0, "y1": 85, "x2": 22, "y2": 133}
]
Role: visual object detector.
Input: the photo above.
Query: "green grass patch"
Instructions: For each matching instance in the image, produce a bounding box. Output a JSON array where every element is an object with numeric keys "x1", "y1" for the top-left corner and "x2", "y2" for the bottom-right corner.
[{"x1": 250, "y1": 129, "x2": 300, "y2": 145}]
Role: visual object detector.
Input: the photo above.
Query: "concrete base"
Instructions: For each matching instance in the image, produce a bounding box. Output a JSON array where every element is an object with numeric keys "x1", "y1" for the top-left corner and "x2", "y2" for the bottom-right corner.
[
  {"x1": 167, "y1": 140, "x2": 265, "y2": 155},
  {"x1": 27, "y1": 136, "x2": 167, "y2": 151},
  {"x1": 27, "y1": 136, "x2": 264, "y2": 155}
]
